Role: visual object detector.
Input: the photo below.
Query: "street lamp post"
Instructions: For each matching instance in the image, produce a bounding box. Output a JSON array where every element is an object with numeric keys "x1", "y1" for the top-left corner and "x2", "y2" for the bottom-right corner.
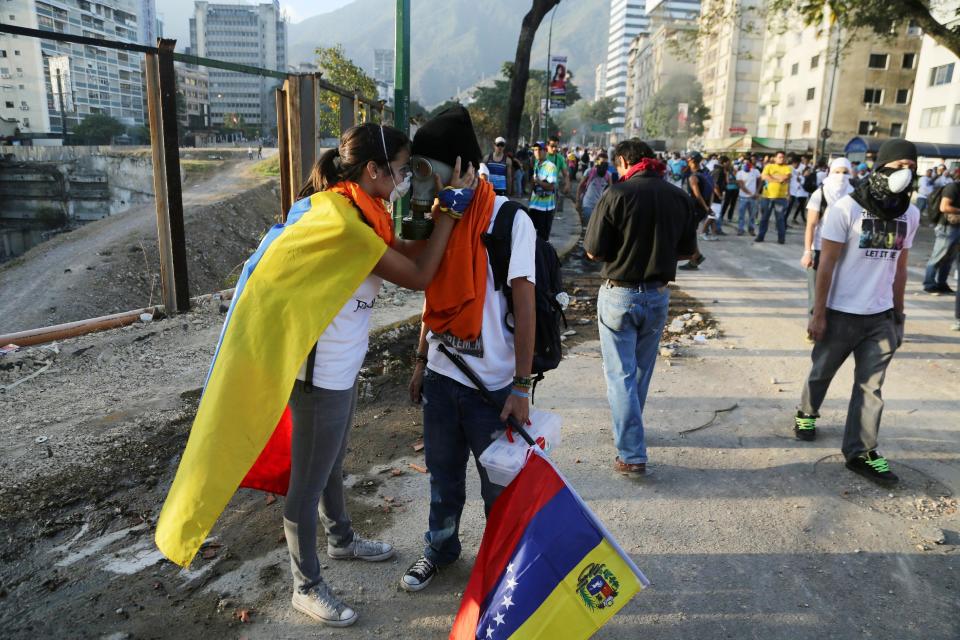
[{"x1": 542, "y1": 5, "x2": 558, "y2": 142}]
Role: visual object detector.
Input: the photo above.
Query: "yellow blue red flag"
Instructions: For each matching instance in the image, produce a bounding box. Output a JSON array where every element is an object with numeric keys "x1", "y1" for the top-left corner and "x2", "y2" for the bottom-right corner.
[
  {"x1": 154, "y1": 192, "x2": 386, "y2": 568},
  {"x1": 450, "y1": 450, "x2": 649, "y2": 639}
]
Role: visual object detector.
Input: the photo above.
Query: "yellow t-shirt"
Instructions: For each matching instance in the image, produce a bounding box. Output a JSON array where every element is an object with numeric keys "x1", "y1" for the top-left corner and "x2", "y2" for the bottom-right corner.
[{"x1": 761, "y1": 163, "x2": 792, "y2": 199}]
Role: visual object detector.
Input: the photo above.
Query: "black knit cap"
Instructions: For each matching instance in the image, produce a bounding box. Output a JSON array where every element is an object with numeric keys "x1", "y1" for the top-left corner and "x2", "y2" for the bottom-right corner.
[
  {"x1": 412, "y1": 104, "x2": 482, "y2": 170},
  {"x1": 875, "y1": 138, "x2": 918, "y2": 167}
]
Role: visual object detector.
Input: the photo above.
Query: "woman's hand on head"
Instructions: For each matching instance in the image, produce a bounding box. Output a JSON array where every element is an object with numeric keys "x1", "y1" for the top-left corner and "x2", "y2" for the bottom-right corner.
[{"x1": 441, "y1": 156, "x2": 478, "y2": 191}]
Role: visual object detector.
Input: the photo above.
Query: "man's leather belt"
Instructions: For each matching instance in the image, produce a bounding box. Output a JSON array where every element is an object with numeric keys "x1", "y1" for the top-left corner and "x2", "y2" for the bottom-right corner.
[{"x1": 605, "y1": 279, "x2": 665, "y2": 290}]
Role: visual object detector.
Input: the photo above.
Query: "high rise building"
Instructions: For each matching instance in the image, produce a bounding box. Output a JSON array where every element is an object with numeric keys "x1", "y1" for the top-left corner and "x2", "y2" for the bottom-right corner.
[
  {"x1": 623, "y1": 3, "x2": 697, "y2": 143},
  {"x1": 697, "y1": 0, "x2": 765, "y2": 148},
  {"x1": 1, "y1": 0, "x2": 149, "y2": 137},
  {"x1": 190, "y1": 1, "x2": 287, "y2": 134},
  {"x1": 604, "y1": 0, "x2": 699, "y2": 138},
  {"x1": 374, "y1": 48, "x2": 395, "y2": 105},
  {"x1": 594, "y1": 62, "x2": 606, "y2": 102},
  {"x1": 756, "y1": 9, "x2": 921, "y2": 155},
  {"x1": 138, "y1": 0, "x2": 157, "y2": 46},
  {"x1": 906, "y1": 5, "x2": 960, "y2": 153}
]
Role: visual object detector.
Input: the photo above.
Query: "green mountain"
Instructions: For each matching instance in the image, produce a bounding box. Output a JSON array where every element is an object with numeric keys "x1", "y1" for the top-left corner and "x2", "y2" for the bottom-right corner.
[{"x1": 287, "y1": 0, "x2": 610, "y2": 106}]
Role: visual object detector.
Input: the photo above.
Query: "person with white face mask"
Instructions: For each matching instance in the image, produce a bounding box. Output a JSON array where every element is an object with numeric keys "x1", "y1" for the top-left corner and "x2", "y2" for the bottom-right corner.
[
  {"x1": 800, "y1": 157, "x2": 854, "y2": 315},
  {"x1": 794, "y1": 138, "x2": 920, "y2": 489}
]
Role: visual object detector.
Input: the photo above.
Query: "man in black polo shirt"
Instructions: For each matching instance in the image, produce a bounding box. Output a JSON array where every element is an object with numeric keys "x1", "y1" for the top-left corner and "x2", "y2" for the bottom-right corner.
[{"x1": 584, "y1": 138, "x2": 698, "y2": 476}]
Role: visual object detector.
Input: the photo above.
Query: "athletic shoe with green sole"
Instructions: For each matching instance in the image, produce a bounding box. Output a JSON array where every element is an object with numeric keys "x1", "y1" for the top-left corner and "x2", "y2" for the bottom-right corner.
[
  {"x1": 846, "y1": 451, "x2": 899, "y2": 487},
  {"x1": 794, "y1": 411, "x2": 817, "y2": 441}
]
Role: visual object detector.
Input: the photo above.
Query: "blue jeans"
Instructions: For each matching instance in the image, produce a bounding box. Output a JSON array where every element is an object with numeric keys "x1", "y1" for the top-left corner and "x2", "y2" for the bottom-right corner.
[
  {"x1": 514, "y1": 169, "x2": 524, "y2": 196},
  {"x1": 581, "y1": 204, "x2": 595, "y2": 226},
  {"x1": 420, "y1": 368, "x2": 510, "y2": 565},
  {"x1": 737, "y1": 197, "x2": 758, "y2": 233},
  {"x1": 757, "y1": 198, "x2": 788, "y2": 243},
  {"x1": 923, "y1": 223, "x2": 960, "y2": 289},
  {"x1": 597, "y1": 284, "x2": 670, "y2": 464},
  {"x1": 916, "y1": 196, "x2": 928, "y2": 214}
]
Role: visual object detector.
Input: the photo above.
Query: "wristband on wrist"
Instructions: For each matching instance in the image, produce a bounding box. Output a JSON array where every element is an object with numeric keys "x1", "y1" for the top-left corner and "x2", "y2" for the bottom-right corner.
[
  {"x1": 513, "y1": 375, "x2": 533, "y2": 387},
  {"x1": 413, "y1": 351, "x2": 428, "y2": 365},
  {"x1": 510, "y1": 388, "x2": 530, "y2": 399}
]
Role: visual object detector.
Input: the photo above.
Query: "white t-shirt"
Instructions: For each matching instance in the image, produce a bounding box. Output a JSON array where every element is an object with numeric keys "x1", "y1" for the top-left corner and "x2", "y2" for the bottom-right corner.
[
  {"x1": 427, "y1": 197, "x2": 537, "y2": 390},
  {"x1": 816, "y1": 170, "x2": 827, "y2": 186},
  {"x1": 736, "y1": 168, "x2": 760, "y2": 197},
  {"x1": 918, "y1": 175, "x2": 934, "y2": 197},
  {"x1": 789, "y1": 168, "x2": 808, "y2": 197},
  {"x1": 296, "y1": 273, "x2": 383, "y2": 390},
  {"x1": 821, "y1": 195, "x2": 919, "y2": 315},
  {"x1": 934, "y1": 174, "x2": 953, "y2": 188}
]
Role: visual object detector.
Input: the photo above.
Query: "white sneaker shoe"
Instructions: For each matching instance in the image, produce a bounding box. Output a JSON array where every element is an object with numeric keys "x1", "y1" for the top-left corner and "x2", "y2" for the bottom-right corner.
[
  {"x1": 327, "y1": 535, "x2": 395, "y2": 562},
  {"x1": 291, "y1": 581, "x2": 358, "y2": 627}
]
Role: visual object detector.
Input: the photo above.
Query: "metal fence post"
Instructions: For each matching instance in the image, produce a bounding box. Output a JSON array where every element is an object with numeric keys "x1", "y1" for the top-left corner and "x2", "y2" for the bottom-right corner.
[
  {"x1": 157, "y1": 38, "x2": 190, "y2": 312},
  {"x1": 276, "y1": 85, "x2": 292, "y2": 221}
]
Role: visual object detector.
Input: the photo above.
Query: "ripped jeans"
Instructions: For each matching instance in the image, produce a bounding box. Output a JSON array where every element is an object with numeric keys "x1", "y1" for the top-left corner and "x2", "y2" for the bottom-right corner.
[{"x1": 420, "y1": 367, "x2": 511, "y2": 565}]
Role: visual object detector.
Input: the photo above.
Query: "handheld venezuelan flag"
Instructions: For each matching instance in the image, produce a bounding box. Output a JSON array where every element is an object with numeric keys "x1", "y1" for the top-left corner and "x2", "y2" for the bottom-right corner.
[
  {"x1": 450, "y1": 450, "x2": 649, "y2": 640},
  {"x1": 154, "y1": 192, "x2": 386, "y2": 568}
]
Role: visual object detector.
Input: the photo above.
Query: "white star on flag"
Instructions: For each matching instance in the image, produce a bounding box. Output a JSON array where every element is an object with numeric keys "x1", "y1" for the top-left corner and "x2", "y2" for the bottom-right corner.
[
  {"x1": 502, "y1": 595, "x2": 514, "y2": 609},
  {"x1": 486, "y1": 626, "x2": 494, "y2": 638},
  {"x1": 494, "y1": 612, "x2": 505, "y2": 626},
  {"x1": 507, "y1": 562, "x2": 515, "y2": 573},
  {"x1": 506, "y1": 577, "x2": 518, "y2": 590}
]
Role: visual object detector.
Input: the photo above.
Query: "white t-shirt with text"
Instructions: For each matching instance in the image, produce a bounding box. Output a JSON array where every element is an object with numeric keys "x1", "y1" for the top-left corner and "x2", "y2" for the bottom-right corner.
[
  {"x1": 297, "y1": 274, "x2": 384, "y2": 390},
  {"x1": 821, "y1": 195, "x2": 919, "y2": 315},
  {"x1": 427, "y1": 197, "x2": 537, "y2": 390}
]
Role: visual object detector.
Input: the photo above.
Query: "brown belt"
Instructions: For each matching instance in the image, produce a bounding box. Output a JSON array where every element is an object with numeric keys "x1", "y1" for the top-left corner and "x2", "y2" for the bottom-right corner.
[{"x1": 605, "y1": 279, "x2": 665, "y2": 291}]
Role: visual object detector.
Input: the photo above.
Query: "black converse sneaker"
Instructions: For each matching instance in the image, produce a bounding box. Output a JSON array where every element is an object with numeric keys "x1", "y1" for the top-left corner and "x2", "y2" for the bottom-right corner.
[
  {"x1": 794, "y1": 411, "x2": 817, "y2": 441},
  {"x1": 400, "y1": 555, "x2": 438, "y2": 592},
  {"x1": 845, "y1": 451, "x2": 899, "y2": 487}
]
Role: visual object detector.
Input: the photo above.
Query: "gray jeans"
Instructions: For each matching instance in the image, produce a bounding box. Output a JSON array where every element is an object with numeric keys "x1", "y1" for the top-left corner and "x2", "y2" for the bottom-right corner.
[
  {"x1": 800, "y1": 309, "x2": 898, "y2": 460},
  {"x1": 283, "y1": 381, "x2": 356, "y2": 593}
]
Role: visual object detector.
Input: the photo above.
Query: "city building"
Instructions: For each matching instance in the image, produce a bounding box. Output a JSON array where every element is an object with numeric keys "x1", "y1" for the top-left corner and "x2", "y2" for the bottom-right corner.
[
  {"x1": 176, "y1": 62, "x2": 209, "y2": 130},
  {"x1": 190, "y1": 1, "x2": 287, "y2": 135},
  {"x1": 906, "y1": 8, "x2": 960, "y2": 158},
  {"x1": 697, "y1": 0, "x2": 765, "y2": 149},
  {"x1": 1, "y1": 0, "x2": 148, "y2": 139},
  {"x1": 0, "y1": 0, "x2": 51, "y2": 137},
  {"x1": 594, "y1": 62, "x2": 606, "y2": 102},
  {"x1": 756, "y1": 10, "x2": 921, "y2": 156},
  {"x1": 623, "y1": 2, "x2": 697, "y2": 144},
  {"x1": 138, "y1": 0, "x2": 157, "y2": 46},
  {"x1": 604, "y1": 0, "x2": 699, "y2": 139},
  {"x1": 374, "y1": 48, "x2": 394, "y2": 106}
]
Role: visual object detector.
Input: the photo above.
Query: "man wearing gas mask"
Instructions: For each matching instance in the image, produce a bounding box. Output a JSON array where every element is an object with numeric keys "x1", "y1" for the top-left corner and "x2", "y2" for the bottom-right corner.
[
  {"x1": 401, "y1": 105, "x2": 537, "y2": 592},
  {"x1": 795, "y1": 138, "x2": 920, "y2": 488}
]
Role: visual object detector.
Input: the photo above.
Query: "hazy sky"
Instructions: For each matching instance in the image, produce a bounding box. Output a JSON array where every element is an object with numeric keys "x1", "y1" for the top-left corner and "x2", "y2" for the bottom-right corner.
[{"x1": 158, "y1": 0, "x2": 353, "y2": 48}]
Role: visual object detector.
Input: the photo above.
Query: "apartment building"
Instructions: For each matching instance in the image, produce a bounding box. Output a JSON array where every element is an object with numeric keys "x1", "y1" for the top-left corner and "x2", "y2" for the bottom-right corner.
[
  {"x1": 1, "y1": 0, "x2": 148, "y2": 137},
  {"x1": 623, "y1": 4, "x2": 697, "y2": 141},
  {"x1": 906, "y1": 10, "x2": 960, "y2": 151},
  {"x1": 696, "y1": 0, "x2": 765, "y2": 148},
  {"x1": 756, "y1": 11, "x2": 921, "y2": 154},
  {"x1": 190, "y1": 0, "x2": 286, "y2": 133}
]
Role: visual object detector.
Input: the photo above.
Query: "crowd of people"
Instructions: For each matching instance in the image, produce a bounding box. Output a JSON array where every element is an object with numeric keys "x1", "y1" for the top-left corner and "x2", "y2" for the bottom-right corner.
[{"x1": 155, "y1": 103, "x2": 958, "y2": 630}]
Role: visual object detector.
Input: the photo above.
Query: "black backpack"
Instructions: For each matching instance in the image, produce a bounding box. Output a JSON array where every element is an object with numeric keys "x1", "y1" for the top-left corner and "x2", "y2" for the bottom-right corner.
[
  {"x1": 926, "y1": 185, "x2": 946, "y2": 225},
  {"x1": 803, "y1": 172, "x2": 818, "y2": 194},
  {"x1": 482, "y1": 200, "x2": 567, "y2": 394}
]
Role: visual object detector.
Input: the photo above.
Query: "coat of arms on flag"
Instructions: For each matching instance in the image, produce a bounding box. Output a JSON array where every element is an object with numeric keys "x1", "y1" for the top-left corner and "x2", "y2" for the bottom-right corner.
[{"x1": 450, "y1": 450, "x2": 649, "y2": 639}]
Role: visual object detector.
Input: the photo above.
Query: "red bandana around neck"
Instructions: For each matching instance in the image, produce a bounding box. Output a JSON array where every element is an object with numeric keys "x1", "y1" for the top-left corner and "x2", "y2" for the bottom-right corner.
[{"x1": 621, "y1": 158, "x2": 667, "y2": 181}]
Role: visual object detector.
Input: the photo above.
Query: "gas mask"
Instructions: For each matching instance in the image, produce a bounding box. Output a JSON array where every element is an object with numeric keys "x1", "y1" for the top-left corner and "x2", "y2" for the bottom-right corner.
[
  {"x1": 409, "y1": 155, "x2": 454, "y2": 214},
  {"x1": 884, "y1": 167, "x2": 913, "y2": 194},
  {"x1": 389, "y1": 174, "x2": 411, "y2": 203}
]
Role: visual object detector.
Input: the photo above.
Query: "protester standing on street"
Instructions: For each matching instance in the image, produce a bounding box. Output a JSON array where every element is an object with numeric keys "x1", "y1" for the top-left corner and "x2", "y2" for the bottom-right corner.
[
  {"x1": 483, "y1": 136, "x2": 513, "y2": 197},
  {"x1": 584, "y1": 139, "x2": 698, "y2": 476},
  {"x1": 756, "y1": 151, "x2": 792, "y2": 244},
  {"x1": 795, "y1": 138, "x2": 920, "y2": 487},
  {"x1": 801, "y1": 157, "x2": 853, "y2": 315},
  {"x1": 678, "y1": 152, "x2": 710, "y2": 270},
  {"x1": 735, "y1": 158, "x2": 761, "y2": 235},
  {"x1": 719, "y1": 155, "x2": 740, "y2": 223},
  {"x1": 546, "y1": 136, "x2": 569, "y2": 214},
  {"x1": 916, "y1": 168, "x2": 934, "y2": 214},
  {"x1": 921, "y1": 178, "x2": 960, "y2": 295},
  {"x1": 529, "y1": 141, "x2": 559, "y2": 242},
  {"x1": 577, "y1": 152, "x2": 613, "y2": 225}
]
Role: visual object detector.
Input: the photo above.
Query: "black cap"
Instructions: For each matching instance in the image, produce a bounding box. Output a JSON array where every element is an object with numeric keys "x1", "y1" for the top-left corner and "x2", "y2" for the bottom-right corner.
[
  {"x1": 411, "y1": 104, "x2": 482, "y2": 170},
  {"x1": 875, "y1": 138, "x2": 917, "y2": 167},
  {"x1": 690, "y1": 152, "x2": 703, "y2": 162}
]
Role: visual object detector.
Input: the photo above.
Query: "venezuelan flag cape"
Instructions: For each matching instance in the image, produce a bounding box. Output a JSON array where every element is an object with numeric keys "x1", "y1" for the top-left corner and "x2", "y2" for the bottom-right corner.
[
  {"x1": 450, "y1": 450, "x2": 649, "y2": 639},
  {"x1": 155, "y1": 192, "x2": 387, "y2": 568}
]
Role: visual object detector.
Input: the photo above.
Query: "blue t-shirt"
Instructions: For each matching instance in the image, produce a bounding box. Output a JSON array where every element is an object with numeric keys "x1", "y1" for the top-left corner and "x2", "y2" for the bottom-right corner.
[{"x1": 484, "y1": 153, "x2": 509, "y2": 193}]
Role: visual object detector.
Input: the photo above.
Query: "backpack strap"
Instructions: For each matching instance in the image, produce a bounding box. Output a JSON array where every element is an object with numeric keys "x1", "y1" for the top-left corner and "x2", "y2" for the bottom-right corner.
[
  {"x1": 818, "y1": 186, "x2": 828, "y2": 217},
  {"x1": 303, "y1": 342, "x2": 318, "y2": 394},
  {"x1": 482, "y1": 199, "x2": 523, "y2": 293}
]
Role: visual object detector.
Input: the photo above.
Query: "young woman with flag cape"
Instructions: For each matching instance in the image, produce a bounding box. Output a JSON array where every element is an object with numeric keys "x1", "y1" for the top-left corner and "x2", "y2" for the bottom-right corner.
[{"x1": 155, "y1": 123, "x2": 477, "y2": 627}]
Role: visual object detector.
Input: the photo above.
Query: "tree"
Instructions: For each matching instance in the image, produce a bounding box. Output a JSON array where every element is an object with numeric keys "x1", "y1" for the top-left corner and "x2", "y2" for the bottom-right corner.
[
  {"x1": 641, "y1": 75, "x2": 710, "y2": 140},
  {"x1": 127, "y1": 125, "x2": 151, "y2": 145},
  {"x1": 505, "y1": 0, "x2": 562, "y2": 151},
  {"x1": 768, "y1": 1, "x2": 960, "y2": 59},
  {"x1": 71, "y1": 113, "x2": 126, "y2": 145},
  {"x1": 314, "y1": 45, "x2": 378, "y2": 138}
]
